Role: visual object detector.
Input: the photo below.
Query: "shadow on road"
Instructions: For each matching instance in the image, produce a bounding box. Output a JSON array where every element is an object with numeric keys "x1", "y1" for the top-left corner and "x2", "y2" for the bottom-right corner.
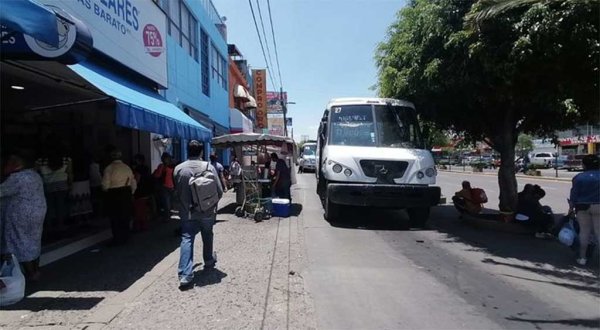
[
  {"x1": 193, "y1": 268, "x2": 227, "y2": 288},
  {"x1": 427, "y1": 205, "x2": 599, "y2": 289},
  {"x1": 327, "y1": 206, "x2": 419, "y2": 231}
]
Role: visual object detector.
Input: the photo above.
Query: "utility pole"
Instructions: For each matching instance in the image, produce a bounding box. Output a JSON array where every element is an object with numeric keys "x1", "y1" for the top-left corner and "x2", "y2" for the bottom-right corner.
[{"x1": 280, "y1": 87, "x2": 287, "y2": 137}]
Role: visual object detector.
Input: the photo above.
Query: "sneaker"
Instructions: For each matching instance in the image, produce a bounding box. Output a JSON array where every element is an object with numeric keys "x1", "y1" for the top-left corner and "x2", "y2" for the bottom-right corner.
[
  {"x1": 178, "y1": 277, "x2": 194, "y2": 290},
  {"x1": 205, "y1": 252, "x2": 218, "y2": 269},
  {"x1": 576, "y1": 258, "x2": 587, "y2": 266}
]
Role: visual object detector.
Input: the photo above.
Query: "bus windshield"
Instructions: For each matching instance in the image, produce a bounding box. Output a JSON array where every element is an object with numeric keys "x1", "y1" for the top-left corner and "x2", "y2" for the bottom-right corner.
[{"x1": 329, "y1": 104, "x2": 422, "y2": 148}]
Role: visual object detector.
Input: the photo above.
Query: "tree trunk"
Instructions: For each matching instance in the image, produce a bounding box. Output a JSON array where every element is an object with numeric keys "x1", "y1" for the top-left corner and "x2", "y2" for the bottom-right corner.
[{"x1": 497, "y1": 136, "x2": 518, "y2": 213}]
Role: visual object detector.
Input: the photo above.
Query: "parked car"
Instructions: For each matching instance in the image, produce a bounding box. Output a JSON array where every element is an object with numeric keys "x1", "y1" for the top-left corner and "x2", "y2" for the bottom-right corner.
[
  {"x1": 553, "y1": 155, "x2": 568, "y2": 169},
  {"x1": 564, "y1": 154, "x2": 586, "y2": 171},
  {"x1": 529, "y1": 152, "x2": 555, "y2": 168}
]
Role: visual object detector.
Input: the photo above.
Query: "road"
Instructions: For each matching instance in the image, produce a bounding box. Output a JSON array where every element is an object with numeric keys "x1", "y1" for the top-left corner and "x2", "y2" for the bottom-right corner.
[{"x1": 299, "y1": 171, "x2": 599, "y2": 330}]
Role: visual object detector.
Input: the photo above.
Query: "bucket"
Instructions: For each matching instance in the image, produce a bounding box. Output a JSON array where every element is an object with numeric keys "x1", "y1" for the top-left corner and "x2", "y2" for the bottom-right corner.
[{"x1": 272, "y1": 198, "x2": 290, "y2": 217}]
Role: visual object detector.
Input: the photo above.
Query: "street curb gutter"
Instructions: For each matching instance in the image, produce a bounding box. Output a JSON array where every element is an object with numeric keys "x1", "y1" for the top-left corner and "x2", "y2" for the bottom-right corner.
[{"x1": 39, "y1": 230, "x2": 112, "y2": 267}]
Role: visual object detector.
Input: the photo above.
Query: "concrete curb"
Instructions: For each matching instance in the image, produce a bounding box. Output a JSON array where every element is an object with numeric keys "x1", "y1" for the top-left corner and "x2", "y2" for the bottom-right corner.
[{"x1": 439, "y1": 169, "x2": 572, "y2": 183}]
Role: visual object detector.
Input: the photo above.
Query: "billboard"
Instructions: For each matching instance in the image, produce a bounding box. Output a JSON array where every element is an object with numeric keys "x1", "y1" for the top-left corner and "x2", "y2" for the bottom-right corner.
[
  {"x1": 266, "y1": 91, "x2": 287, "y2": 112},
  {"x1": 253, "y1": 69, "x2": 268, "y2": 129},
  {"x1": 267, "y1": 112, "x2": 285, "y2": 136},
  {"x1": 37, "y1": 0, "x2": 167, "y2": 86}
]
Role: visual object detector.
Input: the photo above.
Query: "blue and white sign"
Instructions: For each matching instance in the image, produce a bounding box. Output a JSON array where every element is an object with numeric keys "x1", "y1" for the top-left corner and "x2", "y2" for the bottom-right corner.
[
  {"x1": 36, "y1": 0, "x2": 168, "y2": 87},
  {"x1": 1, "y1": 7, "x2": 93, "y2": 64}
]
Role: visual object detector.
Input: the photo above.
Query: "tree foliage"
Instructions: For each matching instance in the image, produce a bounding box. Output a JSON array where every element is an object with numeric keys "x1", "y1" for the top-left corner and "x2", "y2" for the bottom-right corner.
[
  {"x1": 376, "y1": 0, "x2": 599, "y2": 211},
  {"x1": 516, "y1": 134, "x2": 534, "y2": 157}
]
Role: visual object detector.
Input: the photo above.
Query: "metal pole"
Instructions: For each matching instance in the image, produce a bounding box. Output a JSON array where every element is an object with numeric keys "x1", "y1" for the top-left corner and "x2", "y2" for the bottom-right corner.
[{"x1": 281, "y1": 87, "x2": 288, "y2": 137}]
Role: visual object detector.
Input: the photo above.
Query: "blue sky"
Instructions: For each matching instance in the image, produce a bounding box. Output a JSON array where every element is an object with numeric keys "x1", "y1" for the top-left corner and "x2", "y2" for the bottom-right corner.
[{"x1": 217, "y1": 0, "x2": 405, "y2": 140}]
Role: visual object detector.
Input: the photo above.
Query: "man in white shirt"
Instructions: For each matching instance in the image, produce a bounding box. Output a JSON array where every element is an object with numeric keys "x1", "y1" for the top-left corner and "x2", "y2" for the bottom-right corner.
[{"x1": 102, "y1": 149, "x2": 136, "y2": 245}]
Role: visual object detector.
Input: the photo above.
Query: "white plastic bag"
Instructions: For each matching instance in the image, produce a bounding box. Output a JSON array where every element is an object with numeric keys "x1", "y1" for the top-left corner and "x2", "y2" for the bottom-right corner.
[
  {"x1": 558, "y1": 221, "x2": 577, "y2": 247},
  {"x1": 0, "y1": 254, "x2": 26, "y2": 306}
]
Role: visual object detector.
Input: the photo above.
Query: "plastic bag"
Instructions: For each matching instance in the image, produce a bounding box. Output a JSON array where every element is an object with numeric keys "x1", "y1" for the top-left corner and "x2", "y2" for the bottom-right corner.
[
  {"x1": 0, "y1": 254, "x2": 26, "y2": 306},
  {"x1": 558, "y1": 220, "x2": 577, "y2": 247}
]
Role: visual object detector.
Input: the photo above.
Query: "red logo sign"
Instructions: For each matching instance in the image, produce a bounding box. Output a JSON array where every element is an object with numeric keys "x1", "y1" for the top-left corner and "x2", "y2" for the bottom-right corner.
[{"x1": 143, "y1": 24, "x2": 163, "y2": 57}]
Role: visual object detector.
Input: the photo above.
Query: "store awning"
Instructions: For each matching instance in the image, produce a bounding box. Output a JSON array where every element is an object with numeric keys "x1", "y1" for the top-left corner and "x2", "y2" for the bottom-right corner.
[
  {"x1": 233, "y1": 84, "x2": 250, "y2": 100},
  {"x1": 69, "y1": 62, "x2": 212, "y2": 141},
  {"x1": 245, "y1": 95, "x2": 257, "y2": 108},
  {"x1": 0, "y1": 0, "x2": 59, "y2": 47}
]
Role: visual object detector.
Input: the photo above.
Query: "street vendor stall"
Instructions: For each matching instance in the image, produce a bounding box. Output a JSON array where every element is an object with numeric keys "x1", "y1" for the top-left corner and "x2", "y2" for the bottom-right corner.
[{"x1": 211, "y1": 133, "x2": 297, "y2": 220}]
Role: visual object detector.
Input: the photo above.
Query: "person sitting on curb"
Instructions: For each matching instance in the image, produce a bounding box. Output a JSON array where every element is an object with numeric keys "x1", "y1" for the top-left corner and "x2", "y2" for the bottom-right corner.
[
  {"x1": 452, "y1": 181, "x2": 482, "y2": 216},
  {"x1": 516, "y1": 184, "x2": 554, "y2": 238}
]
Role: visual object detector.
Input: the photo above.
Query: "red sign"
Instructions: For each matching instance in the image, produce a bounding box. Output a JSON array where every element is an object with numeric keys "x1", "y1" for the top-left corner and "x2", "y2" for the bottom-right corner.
[
  {"x1": 143, "y1": 24, "x2": 163, "y2": 58},
  {"x1": 253, "y1": 69, "x2": 268, "y2": 129}
]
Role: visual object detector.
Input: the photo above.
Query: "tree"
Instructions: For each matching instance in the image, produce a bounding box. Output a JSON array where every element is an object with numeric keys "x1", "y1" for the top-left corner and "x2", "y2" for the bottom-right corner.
[
  {"x1": 376, "y1": 0, "x2": 598, "y2": 212},
  {"x1": 467, "y1": 0, "x2": 595, "y2": 22},
  {"x1": 516, "y1": 134, "x2": 534, "y2": 158}
]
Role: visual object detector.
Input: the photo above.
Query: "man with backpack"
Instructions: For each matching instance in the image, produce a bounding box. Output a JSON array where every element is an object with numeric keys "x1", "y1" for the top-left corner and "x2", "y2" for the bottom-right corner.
[{"x1": 174, "y1": 140, "x2": 223, "y2": 289}]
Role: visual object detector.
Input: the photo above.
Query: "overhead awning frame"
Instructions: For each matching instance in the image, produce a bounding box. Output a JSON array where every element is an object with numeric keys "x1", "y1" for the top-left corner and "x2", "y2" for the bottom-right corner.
[{"x1": 68, "y1": 62, "x2": 212, "y2": 142}]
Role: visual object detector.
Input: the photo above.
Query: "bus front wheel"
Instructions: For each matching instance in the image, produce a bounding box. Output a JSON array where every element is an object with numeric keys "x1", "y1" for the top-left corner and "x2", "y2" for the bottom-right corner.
[{"x1": 324, "y1": 189, "x2": 340, "y2": 221}]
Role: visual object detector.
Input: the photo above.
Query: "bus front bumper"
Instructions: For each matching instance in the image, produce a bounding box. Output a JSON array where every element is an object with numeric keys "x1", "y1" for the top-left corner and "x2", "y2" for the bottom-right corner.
[{"x1": 327, "y1": 183, "x2": 441, "y2": 208}]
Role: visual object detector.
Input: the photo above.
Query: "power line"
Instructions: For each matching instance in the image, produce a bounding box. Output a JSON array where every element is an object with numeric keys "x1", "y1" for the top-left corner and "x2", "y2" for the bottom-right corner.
[
  {"x1": 255, "y1": 0, "x2": 279, "y2": 90},
  {"x1": 266, "y1": 0, "x2": 283, "y2": 91},
  {"x1": 248, "y1": 0, "x2": 277, "y2": 91}
]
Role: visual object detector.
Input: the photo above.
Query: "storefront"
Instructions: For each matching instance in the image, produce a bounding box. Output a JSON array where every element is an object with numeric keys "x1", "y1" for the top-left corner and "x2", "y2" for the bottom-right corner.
[
  {"x1": 1, "y1": 0, "x2": 211, "y2": 247},
  {"x1": 559, "y1": 135, "x2": 599, "y2": 155}
]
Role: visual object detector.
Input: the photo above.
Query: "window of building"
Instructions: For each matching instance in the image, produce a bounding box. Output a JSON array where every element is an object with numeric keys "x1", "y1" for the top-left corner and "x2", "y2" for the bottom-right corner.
[
  {"x1": 159, "y1": 0, "x2": 198, "y2": 61},
  {"x1": 211, "y1": 43, "x2": 227, "y2": 90},
  {"x1": 201, "y1": 29, "x2": 210, "y2": 96}
]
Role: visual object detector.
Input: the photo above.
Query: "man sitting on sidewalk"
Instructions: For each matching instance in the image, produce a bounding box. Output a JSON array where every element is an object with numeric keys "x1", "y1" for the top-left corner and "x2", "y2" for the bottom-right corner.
[
  {"x1": 174, "y1": 141, "x2": 223, "y2": 290},
  {"x1": 452, "y1": 181, "x2": 483, "y2": 216}
]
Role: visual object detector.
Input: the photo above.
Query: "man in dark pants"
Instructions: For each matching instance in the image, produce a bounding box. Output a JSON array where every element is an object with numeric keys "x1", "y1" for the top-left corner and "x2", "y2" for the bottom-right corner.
[
  {"x1": 270, "y1": 153, "x2": 291, "y2": 201},
  {"x1": 102, "y1": 149, "x2": 136, "y2": 245},
  {"x1": 174, "y1": 141, "x2": 223, "y2": 289}
]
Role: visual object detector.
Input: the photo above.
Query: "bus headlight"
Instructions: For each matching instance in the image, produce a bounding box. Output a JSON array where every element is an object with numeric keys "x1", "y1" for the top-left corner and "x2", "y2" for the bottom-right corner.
[
  {"x1": 417, "y1": 171, "x2": 425, "y2": 179},
  {"x1": 333, "y1": 164, "x2": 343, "y2": 173},
  {"x1": 344, "y1": 169, "x2": 353, "y2": 176},
  {"x1": 425, "y1": 168, "x2": 436, "y2": 177}
]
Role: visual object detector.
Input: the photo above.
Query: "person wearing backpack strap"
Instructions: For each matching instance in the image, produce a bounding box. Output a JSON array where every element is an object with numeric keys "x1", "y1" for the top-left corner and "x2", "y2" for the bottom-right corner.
[{"x1": 173, "y1": 140, "x2": 223, "y2": 289}]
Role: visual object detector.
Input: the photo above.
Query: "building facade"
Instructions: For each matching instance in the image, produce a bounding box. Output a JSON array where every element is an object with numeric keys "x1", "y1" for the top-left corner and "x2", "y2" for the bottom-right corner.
[{"x1": 155, "y1": 0, "x2": 230, "y2": 162}]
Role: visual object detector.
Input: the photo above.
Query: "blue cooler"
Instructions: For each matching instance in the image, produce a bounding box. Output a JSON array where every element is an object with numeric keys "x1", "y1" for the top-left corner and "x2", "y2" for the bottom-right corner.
[{"x1": 272, "y1": 198, "x2": 291, "y2": 217}]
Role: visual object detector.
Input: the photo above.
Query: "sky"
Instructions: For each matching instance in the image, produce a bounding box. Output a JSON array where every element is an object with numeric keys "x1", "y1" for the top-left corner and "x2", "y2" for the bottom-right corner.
[{"x1": 216, "y1": 0, "x2": 405, "y2": 141}]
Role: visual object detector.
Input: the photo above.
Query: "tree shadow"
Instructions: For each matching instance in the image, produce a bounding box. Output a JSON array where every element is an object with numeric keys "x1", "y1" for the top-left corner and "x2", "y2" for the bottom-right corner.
[
  {"x1": 505, "y1": 316, "x2": 600, "y2": 328},
  {"x1": 428, "y1": 205, "x2": 600, "y2": 286},
  {"x1": 499, "y1": 273, "x2": 599, "y2": 296}
]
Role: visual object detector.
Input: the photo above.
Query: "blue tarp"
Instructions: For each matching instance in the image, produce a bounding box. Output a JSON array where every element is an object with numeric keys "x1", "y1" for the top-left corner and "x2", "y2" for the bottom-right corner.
[
  {"x1": 69, "y1": 62, "x2": 212, "y2": 142},
  {"x1": 0, "y1": 0, "x2": 59, "y2": 46}
]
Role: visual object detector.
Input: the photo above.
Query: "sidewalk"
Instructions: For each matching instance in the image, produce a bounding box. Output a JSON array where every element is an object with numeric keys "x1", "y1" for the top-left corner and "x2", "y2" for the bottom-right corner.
[{"x1": 0, "y1": 191, "x2": 317, "y2": 330}]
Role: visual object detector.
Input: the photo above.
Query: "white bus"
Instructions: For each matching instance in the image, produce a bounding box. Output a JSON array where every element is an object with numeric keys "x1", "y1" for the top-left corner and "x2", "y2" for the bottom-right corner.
[{"x1": 316, "y1": 97, "x2": 441, "y2": 226}]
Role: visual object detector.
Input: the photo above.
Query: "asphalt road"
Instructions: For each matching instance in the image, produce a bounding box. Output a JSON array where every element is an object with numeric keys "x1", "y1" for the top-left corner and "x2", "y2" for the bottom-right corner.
[{"x1": 298, "y1": 172, "x2": 599, "y2": 330}]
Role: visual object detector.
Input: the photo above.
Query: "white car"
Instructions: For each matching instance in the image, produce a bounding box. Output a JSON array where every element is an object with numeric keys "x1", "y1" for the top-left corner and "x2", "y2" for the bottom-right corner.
[
  {"x1": 529, "y1": 152, "x2": 555, "y2": 167},
  {"x1": 299, "y1": 143, "x2": 317, "y2": 172}
]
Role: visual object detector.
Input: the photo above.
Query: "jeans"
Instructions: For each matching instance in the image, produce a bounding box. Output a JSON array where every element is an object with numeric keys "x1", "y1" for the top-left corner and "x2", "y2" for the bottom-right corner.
[
  {"x1": 158, "y1": 187, "x2": 174, "y2": 219},
  {"x1": 178, "y1": 216, "x2": 216, "y2": 282},
  {"x1": 577, "y1": 204, "x2": 600, "y2": 259}
]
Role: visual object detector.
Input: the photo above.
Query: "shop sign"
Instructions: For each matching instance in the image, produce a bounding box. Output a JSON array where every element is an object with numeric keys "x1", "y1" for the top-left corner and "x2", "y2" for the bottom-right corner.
[
  {"x1": 0, "y1": 7, "x2": 93, "y2": 64},
  {"x1": 559, "y1": 135, "x2": 600, "y2": 146},
  {"x1": 266, "y1": 91, "x2": 287, "y2": 112},
  {"x1": 36, "y1": 0, "x2": 167, "y2": 87},
  {"x1": 253, "y1": 69, "x2": 268, "y2": 129}
]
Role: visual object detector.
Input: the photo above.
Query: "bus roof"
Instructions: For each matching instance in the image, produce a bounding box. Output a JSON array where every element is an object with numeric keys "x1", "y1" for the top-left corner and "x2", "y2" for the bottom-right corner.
[{"x1": 326, "y1": 97, "x2": 414, "y2": 109}]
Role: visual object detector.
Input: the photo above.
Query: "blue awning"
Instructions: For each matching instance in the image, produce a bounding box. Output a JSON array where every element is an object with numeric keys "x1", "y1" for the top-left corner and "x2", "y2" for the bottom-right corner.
[
  {"x1": 69, "y1": 62, "x2": 212, "y2": 141},
  {"x1": 0, "y1": 0, "x2": 59, "y2": 46}
]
